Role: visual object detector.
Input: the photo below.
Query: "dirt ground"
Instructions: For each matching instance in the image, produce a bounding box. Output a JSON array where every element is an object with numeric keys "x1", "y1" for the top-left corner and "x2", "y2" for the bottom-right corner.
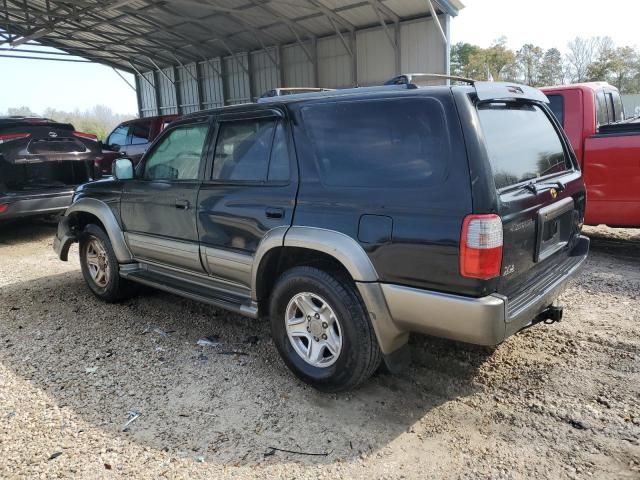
[{"x1": 0, "y1": 220, "x2": 638, "y2": 479}]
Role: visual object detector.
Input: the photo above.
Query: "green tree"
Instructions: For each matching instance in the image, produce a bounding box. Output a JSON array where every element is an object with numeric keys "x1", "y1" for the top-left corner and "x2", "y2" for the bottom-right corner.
[
  {"x1": 539, "y1": 48, "x2": 564, "y2": 86},
  {"x1": 606, "y1": 46, "x2": 639, "y2": 92},
  {"x1": 516, "y1": 44, "x2": 544, "y2": 86},
  {"x1": 466, "y1": 37, "x2": 517, "y2": 81},
  {"x1": 450, "y1": 42, "x2": 481, "y2": 78},
  {"x1": 40, "y1": 105, "x2": 134, "y2": 140}
]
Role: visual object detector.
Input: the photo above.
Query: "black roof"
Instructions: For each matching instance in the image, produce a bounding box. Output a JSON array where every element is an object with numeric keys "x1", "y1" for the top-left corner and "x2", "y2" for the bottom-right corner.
[{"x1": 182, "y1": 84, "x2": 456, "y2": 120}]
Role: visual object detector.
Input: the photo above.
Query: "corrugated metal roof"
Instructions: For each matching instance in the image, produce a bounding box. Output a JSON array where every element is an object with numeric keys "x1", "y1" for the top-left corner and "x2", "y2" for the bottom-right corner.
[{"x1": 1, "y1": 0, "x2": 463, "y2": 73}]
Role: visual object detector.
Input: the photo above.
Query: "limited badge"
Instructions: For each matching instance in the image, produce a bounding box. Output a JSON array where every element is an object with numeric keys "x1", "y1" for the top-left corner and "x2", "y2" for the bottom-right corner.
[{"x1": 550, "y1": 188, "x2": 558, "y2": 199}]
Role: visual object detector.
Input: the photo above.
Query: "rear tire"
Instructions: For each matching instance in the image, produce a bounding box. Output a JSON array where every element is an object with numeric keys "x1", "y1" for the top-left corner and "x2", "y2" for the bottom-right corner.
[
  {"x1": 79, "y1": 224, "x2": 136, "y2": 302},
  {"x1": 269, "y1": 266, "x2": 382, "y2": 392}
]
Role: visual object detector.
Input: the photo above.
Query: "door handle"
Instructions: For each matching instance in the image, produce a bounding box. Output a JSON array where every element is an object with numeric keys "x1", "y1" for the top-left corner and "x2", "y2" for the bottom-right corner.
[
  {"x1": 175, "y1": 199, "x2": 190, "y2": 210},
  {"x1": 265, "y1": 207, "x2": 284, "y2": 219}
]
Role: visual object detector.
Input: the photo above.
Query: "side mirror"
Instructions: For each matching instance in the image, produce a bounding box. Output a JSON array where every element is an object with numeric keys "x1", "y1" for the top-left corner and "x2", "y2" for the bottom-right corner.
[{"x1": 113, "y1": 158, "x2": 134, "y2": 180}]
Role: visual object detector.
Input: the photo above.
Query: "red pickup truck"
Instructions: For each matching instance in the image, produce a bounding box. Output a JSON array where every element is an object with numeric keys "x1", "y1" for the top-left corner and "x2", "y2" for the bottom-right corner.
[
  {"x1": 96, "y1": 114, "x2": 177, "y2": 175},
  {"x1": 541, "y1": 82, "x2": 640, "y2": 227}
]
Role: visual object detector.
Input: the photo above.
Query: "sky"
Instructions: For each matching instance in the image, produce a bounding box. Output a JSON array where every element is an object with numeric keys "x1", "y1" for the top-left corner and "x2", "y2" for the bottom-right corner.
[
  {"x1": 451, "y1": 0, "x2": 640, "y2": 50},
  {"x1": 1, "y1": 0, "x2": 640, "y2": 116}
]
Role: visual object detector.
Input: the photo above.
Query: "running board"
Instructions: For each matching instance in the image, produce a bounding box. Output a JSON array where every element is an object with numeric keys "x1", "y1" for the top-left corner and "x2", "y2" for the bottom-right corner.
[{"x1": 120, "y1": 265, "x2": 258, "y2": 319}]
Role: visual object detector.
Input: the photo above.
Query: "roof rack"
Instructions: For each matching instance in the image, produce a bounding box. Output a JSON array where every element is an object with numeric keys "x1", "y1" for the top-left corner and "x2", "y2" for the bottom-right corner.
[
  {"x1": 384, "y1": 73, "x2": 476, "y2": 86},
  {"x1": 256, "y1": 84, "x2": 419, "y2": 103},
  {"x1": 259, "y1": 87, "x2": 335, "y2": 99}
]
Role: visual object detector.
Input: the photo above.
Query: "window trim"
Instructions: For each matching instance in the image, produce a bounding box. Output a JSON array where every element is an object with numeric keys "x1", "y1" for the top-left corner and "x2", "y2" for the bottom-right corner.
[
  {"x1": 136, "y1": 119, "x2": 212, "y2": 183},
  {"x1": 204, "y1": 113, "x2": 292, "y2": 186},
  {"x1": 476, "y1": 99, "x2": 578, "y2": 194}
]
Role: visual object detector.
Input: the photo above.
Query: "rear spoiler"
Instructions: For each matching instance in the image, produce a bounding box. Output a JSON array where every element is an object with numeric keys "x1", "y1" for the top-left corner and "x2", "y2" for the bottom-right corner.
[
  {"x1": 474, "y1": 81, "x2": 549, "y2": 103},
  {"x1": 383, "y1": 74, "x2": 550, "y2": 104}
]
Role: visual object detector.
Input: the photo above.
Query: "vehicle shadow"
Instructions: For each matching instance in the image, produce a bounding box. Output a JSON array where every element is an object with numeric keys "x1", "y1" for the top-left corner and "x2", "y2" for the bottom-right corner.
[
  {"x1": 0, "y1": 217, "x2": 58, "y2": 245},
  {"x1": 0, "y1": 270, "x2": 493, "y2": 466}
]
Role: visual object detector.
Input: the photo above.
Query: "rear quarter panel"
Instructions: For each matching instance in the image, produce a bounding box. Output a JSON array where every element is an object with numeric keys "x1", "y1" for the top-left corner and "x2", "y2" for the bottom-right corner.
[{"x1": 290, "y1": 92, "x2": 484, "y2": 296}]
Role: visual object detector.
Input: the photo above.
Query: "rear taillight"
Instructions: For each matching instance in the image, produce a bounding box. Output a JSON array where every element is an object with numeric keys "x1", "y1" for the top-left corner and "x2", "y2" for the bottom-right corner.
[
  {"x1": 0, "y1": 133, "x2": 31, "y2": 144},
  {"x1": 73, "y1": 131, "x2": 98, "y2": 140},
  {"x1": 460, "y1": 214, "x2": 503, "y2": 279},
  {"x1": 0, "y1": 203, "x2": 9, "y2": 214}
]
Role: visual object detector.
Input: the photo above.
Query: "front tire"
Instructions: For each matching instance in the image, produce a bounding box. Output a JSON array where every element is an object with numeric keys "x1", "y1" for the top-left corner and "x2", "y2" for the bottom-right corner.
[
  {"x1": 269, "y1": 266, "x2": 382, "y2": 392},
  {"x1": 79, "y1": 224, "x2": 135, "y2": 302}
]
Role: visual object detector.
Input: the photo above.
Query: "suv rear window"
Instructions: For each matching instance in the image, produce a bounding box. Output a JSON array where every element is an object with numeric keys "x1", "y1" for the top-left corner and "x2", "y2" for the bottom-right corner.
[
  {"x1": 302, "y1": 98, "x2": 449, "y2": 188},
  {"x1": 477, "y1": 103, "x2": 570, "y2": 190}
]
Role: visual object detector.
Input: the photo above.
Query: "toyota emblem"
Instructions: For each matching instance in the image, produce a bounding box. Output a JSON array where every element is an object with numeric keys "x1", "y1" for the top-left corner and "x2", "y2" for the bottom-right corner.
[{"x1": 48, "y1": 131, "x2": 58, "y2": 138}]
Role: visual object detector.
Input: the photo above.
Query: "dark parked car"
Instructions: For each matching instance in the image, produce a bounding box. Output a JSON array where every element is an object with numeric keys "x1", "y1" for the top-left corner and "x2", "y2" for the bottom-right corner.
[
  {"x1": 0, "y1": 116, "x2": 98, "y2": 220},
  {"x1": 96, "y1": 115, "x2": 177, "y2": 175},
  {"x1": 53, "y1": 80, "x2": 589, "y2": 391}
]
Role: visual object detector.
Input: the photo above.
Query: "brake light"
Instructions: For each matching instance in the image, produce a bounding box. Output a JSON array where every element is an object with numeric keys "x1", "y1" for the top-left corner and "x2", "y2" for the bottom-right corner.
[
  {"x1": 0, "y1": 133, "x2": 31, "y2": 144},
  {"x1": 460, "y1": 214, "x2": 503, "y2": 279},
  {"x1": 73, "y1": 131, "x2": 98, "y2": 140},
  {"x1": 0, "y1": 203, "x2": 9, "y2": 214}
]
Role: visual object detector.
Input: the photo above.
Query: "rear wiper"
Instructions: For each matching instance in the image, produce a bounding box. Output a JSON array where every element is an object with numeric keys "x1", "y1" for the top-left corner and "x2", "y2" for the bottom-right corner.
[{"x1": 522, "y1": 180, "x2": 565, "y2": 195}]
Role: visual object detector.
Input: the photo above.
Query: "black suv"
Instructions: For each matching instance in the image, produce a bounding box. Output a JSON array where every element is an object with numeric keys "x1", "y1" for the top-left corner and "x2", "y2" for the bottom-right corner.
[{"x1": 54, "y1": 80, "x2": 589, "y2": 391}]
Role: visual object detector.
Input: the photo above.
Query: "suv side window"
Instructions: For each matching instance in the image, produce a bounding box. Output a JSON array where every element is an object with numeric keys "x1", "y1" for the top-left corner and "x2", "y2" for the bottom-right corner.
[
  {"x1": 107, "y1": 125, "x2": 129, "y2": 147},
  {"x1": 212, "y1": 118, "x2": 289, "y2": 182},
  {"x1": 302, "y1": 98, "x2": 449, "y2": 188},
  {"x1": 129, "y1": 120, "x2": 152, "y2": 145},
  {"x1": 143, "y1": 123, "x2": 209, "y2": 180}
]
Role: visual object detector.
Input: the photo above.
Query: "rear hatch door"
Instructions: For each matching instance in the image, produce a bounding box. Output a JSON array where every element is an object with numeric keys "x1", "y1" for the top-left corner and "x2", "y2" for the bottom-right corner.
[
  {"x1": 476, "y1": 101, "x2": 586, "y2": 299},
  {"x1": 1, "y1": 119, "x2": 93, "y2": 163},
  {"x1": 0, "y1": 119, "x2": 94, "y2": 191}
]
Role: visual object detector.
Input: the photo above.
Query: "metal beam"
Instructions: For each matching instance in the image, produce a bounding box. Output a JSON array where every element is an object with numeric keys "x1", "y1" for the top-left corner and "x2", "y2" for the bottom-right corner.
[
  {"x1": 0, "y1": 52, "x2": 91, "y2": 62},
  {"x1": 147, "y1": 55, "x2": 175, "y2": 85},
  {"x1": 172, "y1": 52, "x2": 198, "y2": 84},
  {"x1": 128, "y1": 60, "x2": 155, "y2": 89},
  {"x1": 371, "y1": 3, "x2": 396, "y2": 50},
  {"x1": 367, "y1": 0, "x2": 399, "y2": 23},
  {"x1": 9, "y1": 0, "x2": 139, "y2": 46},
  {"x1": 327, "y1": 16, "x2": 352, "y2": 57},
  {"x1": 173, "y1": 65, "x2": 182, "y2": 114},
  {"x1": 112, "y1": 66, "x2": 136, "y2": 91},
  {"x1": 426, "y1": 0, "x2": 447, "y2": 44}
]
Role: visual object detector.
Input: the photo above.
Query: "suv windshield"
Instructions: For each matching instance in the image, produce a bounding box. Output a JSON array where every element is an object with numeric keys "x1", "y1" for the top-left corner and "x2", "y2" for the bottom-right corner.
[{"x1": 477, "y1": 102, "x2": 570, "y2": 190}]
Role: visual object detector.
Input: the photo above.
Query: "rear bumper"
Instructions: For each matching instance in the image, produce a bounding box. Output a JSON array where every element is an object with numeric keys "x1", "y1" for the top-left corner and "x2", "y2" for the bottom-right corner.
[
  {"x1": 0, "y1": 189, "x2": 73, "y2": 220},
  {"x1": 364, "y1": 236, "x2": 589, "y2": 351}
]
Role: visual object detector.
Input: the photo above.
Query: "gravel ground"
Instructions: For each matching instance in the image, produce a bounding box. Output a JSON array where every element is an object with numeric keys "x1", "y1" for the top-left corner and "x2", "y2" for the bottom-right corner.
[{"x1": 0, "y1": 220, "x2": 638, "y2": 479}]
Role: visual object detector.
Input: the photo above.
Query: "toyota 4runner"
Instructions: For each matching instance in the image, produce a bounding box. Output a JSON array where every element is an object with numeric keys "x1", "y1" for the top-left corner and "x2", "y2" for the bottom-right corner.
[{"x1": 54, "y1": 80, "x2": 590, "y2": 392}]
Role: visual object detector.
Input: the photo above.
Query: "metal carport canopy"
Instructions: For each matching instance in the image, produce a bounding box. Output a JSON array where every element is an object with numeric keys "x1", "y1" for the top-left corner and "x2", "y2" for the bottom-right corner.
[{"x1": 1, "y1": 0, "x2": 464, "y2": 113}]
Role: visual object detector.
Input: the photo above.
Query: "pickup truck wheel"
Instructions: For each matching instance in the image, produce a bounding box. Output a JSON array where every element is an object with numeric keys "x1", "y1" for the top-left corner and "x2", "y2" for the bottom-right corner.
[
  {"x1": 79, "y1": 224, "x2": 134, "y2": 302},
  {"x1": 269, "y1": 266, "x2": 382, "y2": 392}
]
